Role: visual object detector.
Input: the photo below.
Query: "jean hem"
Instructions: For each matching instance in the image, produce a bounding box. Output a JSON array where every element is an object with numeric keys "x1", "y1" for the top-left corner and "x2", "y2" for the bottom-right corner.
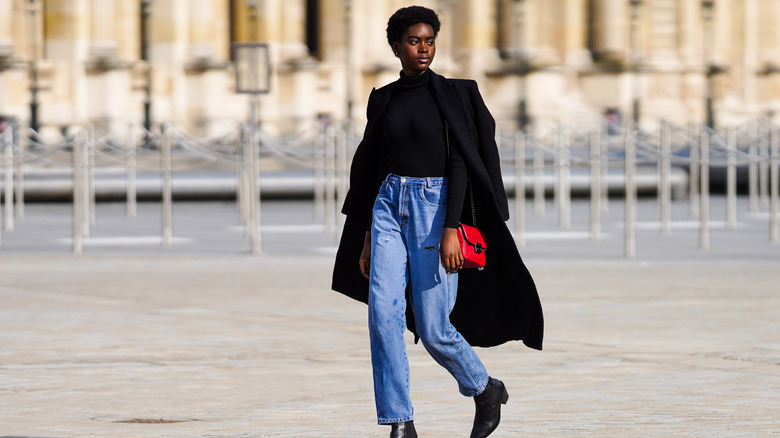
[{"x1": 377, "y1": 415, "x2": 414, "y2": 425}]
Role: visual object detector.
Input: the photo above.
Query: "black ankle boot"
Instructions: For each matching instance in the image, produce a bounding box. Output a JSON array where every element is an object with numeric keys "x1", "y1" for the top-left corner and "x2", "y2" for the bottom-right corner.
[
  {"x1": 390, "y1": 420, "x2": 417, "y2": 438},
  {"x1": 470, "y1": 377, "x2": 509, "y2": 438}
]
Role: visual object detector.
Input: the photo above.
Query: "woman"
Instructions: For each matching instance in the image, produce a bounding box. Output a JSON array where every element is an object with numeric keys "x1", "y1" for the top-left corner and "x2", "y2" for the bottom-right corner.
[{"x1": 332, "y1": 6, "x2": 543, "y2": 438}]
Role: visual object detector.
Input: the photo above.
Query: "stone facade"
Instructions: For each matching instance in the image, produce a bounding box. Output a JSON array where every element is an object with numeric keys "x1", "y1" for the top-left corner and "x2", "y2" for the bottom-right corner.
[{"x1": 1, "y1": 0, "x2": 779, "y2": 139}]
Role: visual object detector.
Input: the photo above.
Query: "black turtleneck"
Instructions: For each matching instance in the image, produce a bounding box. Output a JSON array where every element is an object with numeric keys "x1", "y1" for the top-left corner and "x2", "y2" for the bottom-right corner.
[{"x1": 379, "y1": 70, "x2": 467, "y2": 229}]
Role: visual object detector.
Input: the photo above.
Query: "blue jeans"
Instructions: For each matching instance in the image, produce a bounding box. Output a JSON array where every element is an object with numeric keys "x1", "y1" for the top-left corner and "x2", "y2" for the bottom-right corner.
[{"x1": 368, "y1": 174, "x2": 489, "y2": 424}]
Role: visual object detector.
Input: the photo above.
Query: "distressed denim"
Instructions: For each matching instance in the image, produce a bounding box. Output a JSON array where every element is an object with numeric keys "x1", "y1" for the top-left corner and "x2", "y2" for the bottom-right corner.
[{"x1": 368, "y1": 174, "x2": 489, "y2": 424}]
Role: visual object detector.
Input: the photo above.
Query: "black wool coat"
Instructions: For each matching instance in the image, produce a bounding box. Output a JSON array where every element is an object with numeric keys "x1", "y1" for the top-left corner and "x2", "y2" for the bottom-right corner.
[{"x1": 331, "y1": 70, "x2": 543, "y2": 350}]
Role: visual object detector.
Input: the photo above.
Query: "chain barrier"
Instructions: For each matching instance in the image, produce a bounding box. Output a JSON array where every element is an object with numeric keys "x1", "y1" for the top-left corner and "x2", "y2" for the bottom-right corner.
[{"x1": 0, "y1": 118, "x2": 777, "y2": 256}]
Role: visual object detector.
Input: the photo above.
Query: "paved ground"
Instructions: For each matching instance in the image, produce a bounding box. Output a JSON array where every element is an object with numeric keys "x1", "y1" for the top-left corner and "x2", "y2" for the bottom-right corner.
[{"x1": 0, "y1": 198, "x2": 778, "y2": 437}]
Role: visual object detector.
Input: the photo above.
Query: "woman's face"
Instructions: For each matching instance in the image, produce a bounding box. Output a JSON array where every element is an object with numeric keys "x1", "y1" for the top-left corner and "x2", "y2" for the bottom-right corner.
[{"x1": 393, "y1": 22, "x2": 436, "y2": 76}]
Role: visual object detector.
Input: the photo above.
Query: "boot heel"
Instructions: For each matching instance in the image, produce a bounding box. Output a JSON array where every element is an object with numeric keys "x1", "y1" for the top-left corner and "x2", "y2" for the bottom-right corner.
[{"x1": 500, "y1": 386, "x2": 509, "y2": 404}]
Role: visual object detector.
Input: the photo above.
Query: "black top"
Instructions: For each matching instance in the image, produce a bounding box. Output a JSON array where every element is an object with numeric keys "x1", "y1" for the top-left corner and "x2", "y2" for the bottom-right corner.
[{"x1": 380, "y1": 70, "x2": 467, "y2": 228}]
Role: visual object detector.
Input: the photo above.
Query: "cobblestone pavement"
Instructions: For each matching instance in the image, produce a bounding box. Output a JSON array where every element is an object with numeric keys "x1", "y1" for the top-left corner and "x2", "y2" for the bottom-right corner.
[{"x1": 0, "y1": 199, "x2": 778, "y2": 437}]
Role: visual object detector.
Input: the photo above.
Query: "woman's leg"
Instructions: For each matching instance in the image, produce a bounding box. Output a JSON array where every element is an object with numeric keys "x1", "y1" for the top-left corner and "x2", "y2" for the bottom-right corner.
[
  {"x1": 405, "y1": 179, "x2": 489, "y2": 397},
  {"x1": 368, "y1": 177, "x2": 414, "y2": 424}
]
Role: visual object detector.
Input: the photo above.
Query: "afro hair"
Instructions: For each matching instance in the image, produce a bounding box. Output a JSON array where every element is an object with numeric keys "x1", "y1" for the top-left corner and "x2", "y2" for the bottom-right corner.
[{"x1": 386, "y1": 6, "x2": 441, "y2": 47}]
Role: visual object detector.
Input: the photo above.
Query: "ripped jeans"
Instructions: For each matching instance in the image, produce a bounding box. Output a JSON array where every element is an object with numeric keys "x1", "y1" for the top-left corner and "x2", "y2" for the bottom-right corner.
[{"x1": 368, "y1": 174, "x2": 489, "y2": 424}]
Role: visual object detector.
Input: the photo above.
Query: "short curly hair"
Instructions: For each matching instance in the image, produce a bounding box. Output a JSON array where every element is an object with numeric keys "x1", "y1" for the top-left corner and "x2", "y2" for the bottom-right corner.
[{"x1": 386, "y1": 6, "x2": 441, "y2": 47}]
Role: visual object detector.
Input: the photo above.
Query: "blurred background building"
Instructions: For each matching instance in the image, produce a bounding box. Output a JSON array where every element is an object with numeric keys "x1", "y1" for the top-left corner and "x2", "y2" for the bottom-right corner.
[{"x1": 1, "y1": 0, "x2": 780, "y2": 140}]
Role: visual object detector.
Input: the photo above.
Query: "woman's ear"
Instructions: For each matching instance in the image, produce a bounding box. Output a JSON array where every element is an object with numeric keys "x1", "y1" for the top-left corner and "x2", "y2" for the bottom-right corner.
[{"x1": 391, "y1": 42, "x2": 399, "y2": 57}]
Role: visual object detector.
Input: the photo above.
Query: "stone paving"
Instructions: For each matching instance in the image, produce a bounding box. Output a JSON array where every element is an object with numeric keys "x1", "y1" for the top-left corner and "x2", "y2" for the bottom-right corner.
[{"x1": 0, "y1": 200, "x2": 779, "y2": 437}]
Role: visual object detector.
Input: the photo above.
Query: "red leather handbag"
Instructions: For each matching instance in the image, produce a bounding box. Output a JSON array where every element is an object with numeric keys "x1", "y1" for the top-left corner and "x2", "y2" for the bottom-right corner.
[
  {"x1": 458, "y1": 222, "x2": 488, "y2": 269},
  {"x1": 445, "y1": 121, "x2": 489, "y2": 270}
]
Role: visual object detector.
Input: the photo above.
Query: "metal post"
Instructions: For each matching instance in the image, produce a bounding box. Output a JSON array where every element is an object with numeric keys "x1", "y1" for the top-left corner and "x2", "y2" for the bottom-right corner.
[
  {"x1": 3, "y1": 128, "x2": 14, "y2": 232},
  {"x1": 325, "y1": 125, "x2": 336, "y2": 234},
  {"x1": 88, "y1": 127, "x2": 96, "y2": 227},
  {"x1": 689, "y1": 125, "x2": 700, "y2": 219},
  {"x1": 515, "y1": 130, "x2": 526, "y2": 247},
  {"x1": 240, "y1": 124, "x2": 251, "y2": 233},
  {"x1": 14, "y1": 125, "x2": 25, "y2": 219},
  {"x1": 532, "y1": 129, "x2": 545, "y2": 217},
  {"x1": 726, "y1": 128, "x2": 738, "y2": 229},
  {"x1": 748, "y1": 123, "x2": 760, "y2": 213},
  {"x1": 660, "y1": 122, "x2": 672, "y2": 234},
  {"x1": 759, "y1": 121, "x2": 770, "y2": 209},
  {"x1": 72, "y1": 131, "x2": 83, "y2": 254},
  {"x1": 601, "y1": 128, "x2": 610, "y2": 213},
  {"x1": 560, "y1": 127, "x2": 571, "y2": 229},
  {"x1": 589, "y1": 130, "x2": 601, "y2": 241},
  {"x1": 336, "y1": 123, "x2": 349, "y2": 239},
  {"x1": 770, "y1": 129, "x2": 779, "y2": 243},
  {"x1": 126, "y1": 123, "x2": 137, "y2": 218},
  {"x1": 161, "y1": 125, "x2": 173, "y2": 247},
  {"x1": 553, "y1": 125, "x2": 562, "y2": 223},
  {"x1": 250, "y1": 124, "x2": 262, "y2": 254},
  {"x1": 314, "y1": 124, "x2": 326, "y2": 222},
  {"x1": 625, "y1": 132, "x2": 637, "y2": 259},
  {"x1": 699, "y1": 130, "x2": 710, "y2": 250}
]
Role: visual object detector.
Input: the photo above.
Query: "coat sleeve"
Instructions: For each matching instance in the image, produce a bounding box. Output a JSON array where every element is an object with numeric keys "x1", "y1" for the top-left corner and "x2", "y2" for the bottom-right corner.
[{"x1": 469, "y1": 81, "x2": 510, "y2": 221}]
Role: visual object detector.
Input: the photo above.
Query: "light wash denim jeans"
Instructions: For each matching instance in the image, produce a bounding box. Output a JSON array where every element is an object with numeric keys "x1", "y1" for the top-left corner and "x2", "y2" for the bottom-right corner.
[{"x1": 368, "y1": 174, "x2": 489, "y2": 425}]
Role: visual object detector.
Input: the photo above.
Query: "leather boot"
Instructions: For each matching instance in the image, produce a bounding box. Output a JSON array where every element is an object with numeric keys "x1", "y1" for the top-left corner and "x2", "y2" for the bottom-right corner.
[
  {"x1": 470, "y1": 377, "x2": 509, "y2": 438},
  {"x1": 390, "y1": 420, "x2": 417, "y2": 438}
]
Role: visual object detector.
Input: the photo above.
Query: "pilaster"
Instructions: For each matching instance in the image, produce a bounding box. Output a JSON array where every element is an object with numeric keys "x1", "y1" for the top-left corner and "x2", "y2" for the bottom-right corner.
[
  {"x1": 592, "y1": 0, "x2": 627, "y2": 62},
  {"x1": 0, "y1": 0, "x2": 14, "y2": 58},
  {"x1": 562, "y1": 0, "x2": 590, "y2": 66}
]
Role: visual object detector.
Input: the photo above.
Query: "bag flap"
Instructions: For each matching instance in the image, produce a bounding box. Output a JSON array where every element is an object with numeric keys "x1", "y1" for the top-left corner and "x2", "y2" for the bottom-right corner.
[{"x1": 459, "y1": 224, "x2": 487, "y2": 248}]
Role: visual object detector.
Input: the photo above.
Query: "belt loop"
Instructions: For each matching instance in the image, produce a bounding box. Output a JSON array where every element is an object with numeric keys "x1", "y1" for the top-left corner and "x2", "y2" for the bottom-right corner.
[{"x1": 426, "y1": 177, "x2": 431, "y2": 188}]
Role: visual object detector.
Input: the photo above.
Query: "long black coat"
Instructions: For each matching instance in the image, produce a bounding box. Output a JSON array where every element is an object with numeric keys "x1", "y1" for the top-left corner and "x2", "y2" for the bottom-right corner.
[{"x1": 331, "y1": 70, "x2": 543, "y2": 350}]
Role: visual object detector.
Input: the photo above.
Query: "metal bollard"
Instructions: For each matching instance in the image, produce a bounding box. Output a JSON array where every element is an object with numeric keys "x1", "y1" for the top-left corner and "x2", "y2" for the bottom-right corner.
[
  {"x1": 759, "y1": 122, "x2": 770, "y2": 209},
  {"x1": 324, "y1": 125, "x2": 336, "y2": 235},
  {"x1": 699, "y1": 130, "x2": 710, "y2": 250},
  {"x1": 126, "y1": 123, "x2": 138, "y2": 218},
  {"x1": 624, "y1": 132, "x2": 637, "y2": 259},
  {"x1": 748, "y1": 122, "x2": 759, "y2": 213},
  {"x1": 559, "y1": 127, "x2": 571, "y2": 229},
  {"x1": 770, "y1": 129, "x2": 779, "y2": 243},
  {"x1": 72, "y1": 131, "x2": 84, "y2": 254},
  {"x1": 14, "y1": 125, "x2": 25, "y2": 220},
  {"x1": 161, "y1": 126, "x2": 173, "y2": 247},
  {"x1": 689, "y1": 125, "x2": 700, "y2": 220},
  {"x1": 660, "y1": 122, "x2": 672, "y2": 235},
  {"x1": 88, "y1": 126, "x2": 96, "y2": 227},
  {"x1": 250, "y1": 125, "x2": 262, "y2": 254},
  {"x1": 589, "y1": 130, "x2": 601, "y2": 241},
  {"x1": 3, "y1": 128, "x2": 13, "y2": 232},
  {"x1": 532, "y1": 129, "x2": 545, "y2": 218},
  {"x1": 314, "y1": 125, "x2": 326, "y2": 222},
  {"x1": 726, "y1": 128, "x2": 738, "y2": 229},
  {"x1": 514, "y1": 131, "x2": 526, "y2": 247}
]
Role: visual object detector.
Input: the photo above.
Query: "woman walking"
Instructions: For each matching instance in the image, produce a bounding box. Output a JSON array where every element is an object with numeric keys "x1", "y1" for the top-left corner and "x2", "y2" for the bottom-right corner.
[{"x1": 332, "y1": 6, "x2": 543, "y2": 437}]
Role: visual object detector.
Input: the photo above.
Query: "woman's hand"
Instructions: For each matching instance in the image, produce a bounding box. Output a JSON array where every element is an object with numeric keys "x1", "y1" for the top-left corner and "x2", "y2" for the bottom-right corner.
[
  {"x1": 440, "y1": 227, "x2": 463, "y2": 274},
  {"x1": 359, "y1": 231, "x2": 372, "y2": 279}
]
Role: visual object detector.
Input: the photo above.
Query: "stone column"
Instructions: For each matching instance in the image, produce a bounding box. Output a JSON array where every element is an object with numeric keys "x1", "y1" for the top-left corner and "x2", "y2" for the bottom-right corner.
[
  {"x1": 593, "y1": 0, "x2": 627, "y2": 61},
  {"x1": 43, "y1": 0, "x2": 92, "y2": 127},
  {"x1": 188, "y1": 0, "x2": 218, "y2": 62},
  {"x1": 89, "y1": 0, "x2": 117, "y2": 58},
  {"x1": 563, "y1": 0, "x2": 590, "y2": 66},
  {"x1": 743, "y1": 0, "x2": 758, "y2": 108},
  {"x1": 452, "y1": 0, "x2": 500, "y2": 79},
  {"x1": 0, "y1": 0, "x2": 13, "y2": 57}
]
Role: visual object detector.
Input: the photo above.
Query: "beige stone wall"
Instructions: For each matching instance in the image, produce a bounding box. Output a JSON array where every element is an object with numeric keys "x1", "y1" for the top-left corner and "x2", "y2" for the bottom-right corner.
[{"x1": 1, "y1": 0, "x2": 779, "y2": 139}]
